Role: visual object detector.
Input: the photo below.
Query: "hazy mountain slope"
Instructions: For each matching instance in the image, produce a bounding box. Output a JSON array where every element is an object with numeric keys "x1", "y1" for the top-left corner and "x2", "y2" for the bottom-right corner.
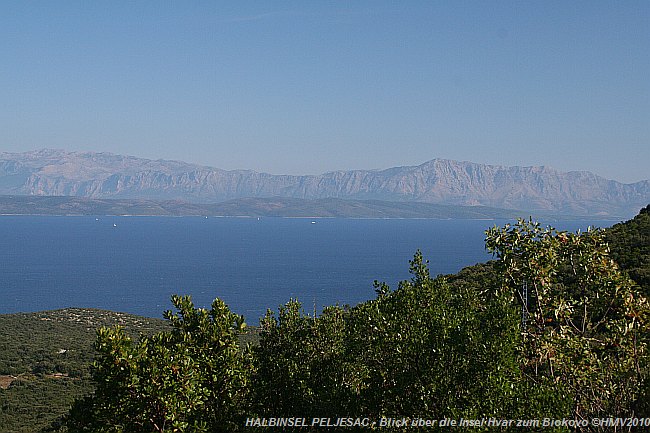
[{"x1": 1, "y1": 149, "x2": 647, "y2": 217}]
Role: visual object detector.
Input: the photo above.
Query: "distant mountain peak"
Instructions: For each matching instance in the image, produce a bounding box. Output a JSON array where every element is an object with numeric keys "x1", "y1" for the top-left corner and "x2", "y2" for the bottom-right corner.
[{"x1": 0, "y1": 149, "x2": 647, "y2": 218}]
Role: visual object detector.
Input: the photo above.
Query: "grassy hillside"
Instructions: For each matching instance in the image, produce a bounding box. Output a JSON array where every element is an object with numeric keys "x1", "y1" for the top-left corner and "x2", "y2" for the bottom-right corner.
[{"x1": 0, "y1": 309, "x2": 170, "y2": 433}]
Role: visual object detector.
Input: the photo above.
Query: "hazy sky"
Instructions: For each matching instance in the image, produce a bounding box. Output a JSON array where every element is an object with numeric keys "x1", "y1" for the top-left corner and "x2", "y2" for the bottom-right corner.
[{"x1": 2, "y1": 1, "x2": 648, "y2": 182}]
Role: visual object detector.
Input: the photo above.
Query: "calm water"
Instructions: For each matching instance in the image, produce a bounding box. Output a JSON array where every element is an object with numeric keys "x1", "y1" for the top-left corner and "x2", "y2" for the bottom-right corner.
[{"x1": 0, "y1": 216, "x2": 615, "y2": 321}]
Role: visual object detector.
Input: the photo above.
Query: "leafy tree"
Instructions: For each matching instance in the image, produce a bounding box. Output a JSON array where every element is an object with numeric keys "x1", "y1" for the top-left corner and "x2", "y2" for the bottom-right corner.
[
  {"x1": 64, "y1": 296, "x2": 252, "y2": 433},
  {"x1": 347, "y1": 252, "x2": 566, "y2": 430},
  {"x1": 252, "y1": 301, "x2": 352, "y2": 422},
  {"x1": 485, "y1": 219, "x2": 650, "y2": 424},
  {"x1": 254, "y1": 252, "x2": 569, "y2": 432}
]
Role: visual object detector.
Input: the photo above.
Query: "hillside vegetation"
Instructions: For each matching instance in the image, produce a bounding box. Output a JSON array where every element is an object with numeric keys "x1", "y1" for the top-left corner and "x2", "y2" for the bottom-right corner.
[
  {"x1": 1, "y1": 206, "x2": 649, "y2": 432},
  {"x1": 0, "y1": 309, "x2": 170, "y2": 433},
  {"x1": 605, "y1": 204, "x2": 650, "y2": 293}
]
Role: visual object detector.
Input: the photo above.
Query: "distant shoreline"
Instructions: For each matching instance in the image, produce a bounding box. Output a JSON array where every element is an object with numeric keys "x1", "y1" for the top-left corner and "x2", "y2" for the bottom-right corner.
[{"x1": 0, "y1": 195, "x2": 627, "y2": 221}]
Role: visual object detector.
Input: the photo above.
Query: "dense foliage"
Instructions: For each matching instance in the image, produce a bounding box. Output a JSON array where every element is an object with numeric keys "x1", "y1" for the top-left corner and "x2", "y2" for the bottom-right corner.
[
  {"x1": 343, "y1": 254, "x2": 561, "y2": 424},
  {"x1": 70, "y1": 255, "x2": 566, "y2": 433},
  {"x1": 605, "y1": 204, "x2": 650, "y2": 294},
  {"x1": 485, "y1": 219, "x2": 649, "y2": 423},
  {"x1": 64, "y1": 297, "x2": 252, "y2": 433}
]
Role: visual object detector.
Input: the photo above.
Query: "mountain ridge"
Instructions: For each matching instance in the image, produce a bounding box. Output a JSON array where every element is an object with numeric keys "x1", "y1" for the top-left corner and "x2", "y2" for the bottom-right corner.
[{"x1": 1, "y1": 149, "x2": 647, "y2": 217}]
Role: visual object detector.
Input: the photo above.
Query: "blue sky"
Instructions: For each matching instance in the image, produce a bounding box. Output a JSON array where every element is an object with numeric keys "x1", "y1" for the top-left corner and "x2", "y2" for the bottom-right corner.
[{"x1": 2, "y1": 1, "x2": 648, "y2": 182}]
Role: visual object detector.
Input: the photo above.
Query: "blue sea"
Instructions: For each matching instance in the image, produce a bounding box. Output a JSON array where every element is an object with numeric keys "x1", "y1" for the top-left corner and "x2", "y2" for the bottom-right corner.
[{"x1": 0, "y1": 216, "x2": 616, "y2": 321}]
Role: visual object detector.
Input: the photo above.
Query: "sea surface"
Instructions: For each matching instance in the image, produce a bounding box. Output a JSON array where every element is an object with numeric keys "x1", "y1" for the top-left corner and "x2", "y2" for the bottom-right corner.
[{"x1": 0, "y1": 216, "x2": 617, "y2": 321}]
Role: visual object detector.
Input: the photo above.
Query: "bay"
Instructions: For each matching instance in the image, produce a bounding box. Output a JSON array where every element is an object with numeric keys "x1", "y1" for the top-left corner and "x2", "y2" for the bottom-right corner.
[{"x1": 0, "y1": 216, "x2": 616, "y2": 321}]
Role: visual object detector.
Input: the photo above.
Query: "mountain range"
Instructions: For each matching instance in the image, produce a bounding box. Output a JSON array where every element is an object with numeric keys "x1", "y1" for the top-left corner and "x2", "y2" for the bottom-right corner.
[{"x1": 1, "y1": 149, "x2": 648, "y2": 218}]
